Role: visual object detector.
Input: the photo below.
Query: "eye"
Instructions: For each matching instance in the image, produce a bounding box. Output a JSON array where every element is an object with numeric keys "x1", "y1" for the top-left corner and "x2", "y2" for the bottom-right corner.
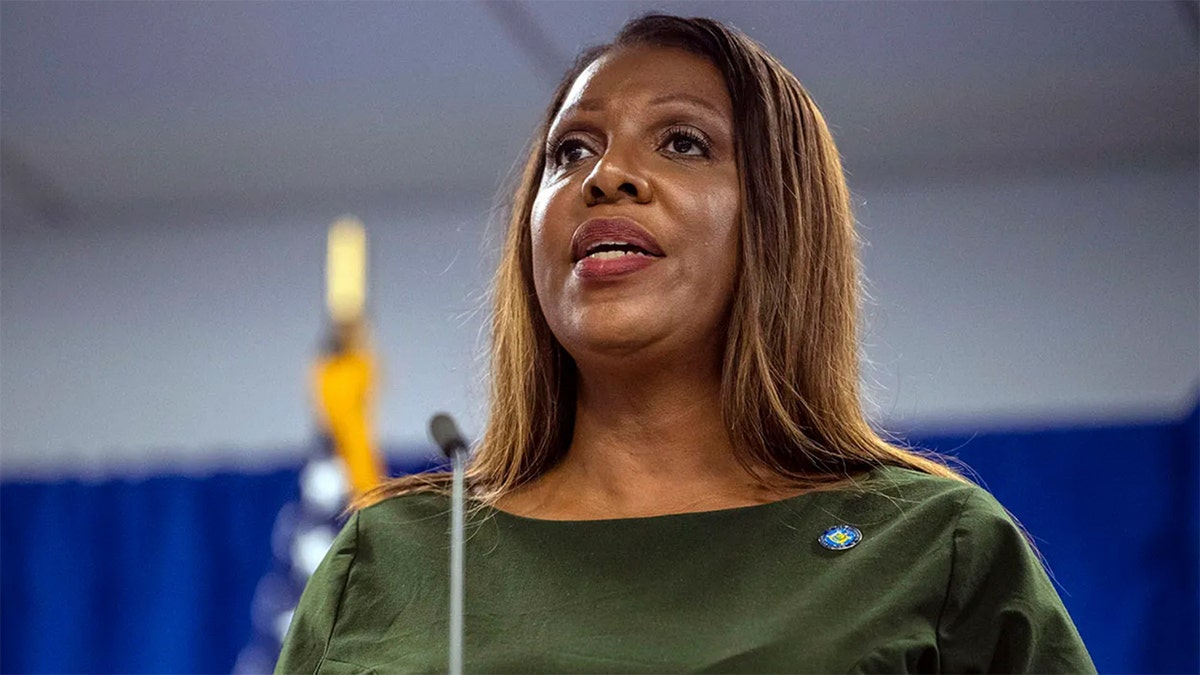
[
  {"x1": 661, "y1": 126, "x2": 712, "y2": 158},
  {"x1": 549, "y1": 135, "x2": 597, "y2": 167}
]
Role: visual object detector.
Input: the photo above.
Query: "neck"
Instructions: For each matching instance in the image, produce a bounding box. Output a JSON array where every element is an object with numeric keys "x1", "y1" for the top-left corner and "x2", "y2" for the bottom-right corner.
[{"x1": 500, "y1": 351, "x2": 786, "y2": 519}]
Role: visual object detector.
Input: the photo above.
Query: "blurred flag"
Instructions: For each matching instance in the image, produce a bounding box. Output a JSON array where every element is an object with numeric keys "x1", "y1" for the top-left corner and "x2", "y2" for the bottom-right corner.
[{"x1": 234, "y1": 217, "x2": 384, "y2": 673}]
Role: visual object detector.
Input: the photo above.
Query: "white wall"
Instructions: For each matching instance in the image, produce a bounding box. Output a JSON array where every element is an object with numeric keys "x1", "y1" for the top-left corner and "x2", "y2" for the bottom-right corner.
[
  {"x1": 1, "y1": 191, "x2": 500, "y2": 475},
  {"x1": 2, "y1": 163, "x2": 1196, "y2": 476},
  {"x1": 855, "y1": 163, "x2": 1198, "y2": 432}
]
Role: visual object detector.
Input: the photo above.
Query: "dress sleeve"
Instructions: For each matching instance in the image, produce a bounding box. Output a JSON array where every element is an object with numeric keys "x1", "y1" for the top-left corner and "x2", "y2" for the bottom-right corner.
[
  {"x1": 275, "y1": 512, "x2": 360, "y2": 675},
  {"x1": 938, "y1": 490, "x2": 1096, "y2": 674}
]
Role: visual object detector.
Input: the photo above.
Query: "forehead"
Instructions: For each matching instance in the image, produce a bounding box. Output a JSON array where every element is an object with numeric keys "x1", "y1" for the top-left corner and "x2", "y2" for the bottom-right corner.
[{"x1": 553, "y1": 46, "x2": 731, "y2": 121}]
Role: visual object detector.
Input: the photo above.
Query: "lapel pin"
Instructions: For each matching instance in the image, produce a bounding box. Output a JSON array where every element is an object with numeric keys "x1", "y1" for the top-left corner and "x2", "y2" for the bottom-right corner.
[{"x1": 819, "y1": 524, "x2": 862, "y2": 551}]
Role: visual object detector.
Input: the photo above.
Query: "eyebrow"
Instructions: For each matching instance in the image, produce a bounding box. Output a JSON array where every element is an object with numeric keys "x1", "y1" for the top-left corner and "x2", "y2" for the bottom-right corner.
[
  {"x1": 574, "y1": 93, "x2": 727, "y2": 118},
  {"x1": 648, "y1": 93, "x2": 727, "y2": 117}
]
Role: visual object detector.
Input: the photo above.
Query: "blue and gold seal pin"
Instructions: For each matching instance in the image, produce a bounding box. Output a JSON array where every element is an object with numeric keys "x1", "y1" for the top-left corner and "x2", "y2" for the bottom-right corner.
[{"x1": 819, "y1": 524, "x2": 862, "y2": 551}]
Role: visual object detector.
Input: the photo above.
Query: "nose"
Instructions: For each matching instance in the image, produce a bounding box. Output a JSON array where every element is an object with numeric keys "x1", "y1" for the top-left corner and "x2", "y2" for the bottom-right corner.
[{"x1": 581, "y1": 147, "x2": 653, "y2": 206}]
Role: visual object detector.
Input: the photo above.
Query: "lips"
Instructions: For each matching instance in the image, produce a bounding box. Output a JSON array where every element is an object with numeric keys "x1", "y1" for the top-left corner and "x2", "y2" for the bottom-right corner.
[{"x1": 570, "y1": 217, "x2": 665, "y2": 263}]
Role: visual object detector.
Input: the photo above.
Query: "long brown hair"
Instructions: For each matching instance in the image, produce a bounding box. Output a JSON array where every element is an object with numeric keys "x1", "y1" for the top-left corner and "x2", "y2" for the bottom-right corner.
[{"x1": 358, "y1": 14, "x2": 965, "y2": 509}]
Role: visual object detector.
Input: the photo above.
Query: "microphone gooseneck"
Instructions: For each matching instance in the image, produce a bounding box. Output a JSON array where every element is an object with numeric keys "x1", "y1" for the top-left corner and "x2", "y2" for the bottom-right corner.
[{"x1": 429, "y1": 413, "x2": 468, "y2": 675}]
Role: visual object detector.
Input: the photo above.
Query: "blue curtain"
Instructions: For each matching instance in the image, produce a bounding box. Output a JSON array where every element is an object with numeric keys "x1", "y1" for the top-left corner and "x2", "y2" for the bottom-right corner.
[
  {"x1": 2, "y1": 405, "x2": 1196, "y2": 674},
  {"x1": 1, "y1": 468, "x2": 299, "y2": 674}
]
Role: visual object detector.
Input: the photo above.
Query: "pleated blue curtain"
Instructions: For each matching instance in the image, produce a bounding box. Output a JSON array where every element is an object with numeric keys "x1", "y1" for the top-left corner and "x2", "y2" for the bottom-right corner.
[
  {"x1": 2, "y1": 469, "x2": 300, "y2": 674},
  {"x1": 2, "y1": 405, "x2": 1196, "y2": 674}
]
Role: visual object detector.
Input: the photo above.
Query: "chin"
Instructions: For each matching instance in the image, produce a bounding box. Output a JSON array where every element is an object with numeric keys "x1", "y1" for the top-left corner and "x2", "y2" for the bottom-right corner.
[{"x1": 554, "y1": 310, "x2": 666, "y2": 361}]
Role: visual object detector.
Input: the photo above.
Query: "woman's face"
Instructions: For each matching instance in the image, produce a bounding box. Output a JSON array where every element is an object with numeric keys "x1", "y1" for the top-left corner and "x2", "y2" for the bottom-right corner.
[{"x1": 530, "y1": 46, "x2": 741, "y2": 366}]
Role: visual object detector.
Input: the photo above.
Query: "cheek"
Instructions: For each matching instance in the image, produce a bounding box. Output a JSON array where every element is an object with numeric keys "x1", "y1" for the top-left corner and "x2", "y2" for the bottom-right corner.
[
  {"x1": 713, "y1": 178, "x2": 742, "y2": 268},
  {"x1": 529, "y1": 183, "x2": 568, "y2": 304},
  {"x1": 529, "y1": 189, "x2": 553, "y2": 273},
  {"x1": 683, "y1": 192, "x2": 741, "y2": 332},
  {"x1": 688, "y1": 183, "x2": 741, "y2": 286}
]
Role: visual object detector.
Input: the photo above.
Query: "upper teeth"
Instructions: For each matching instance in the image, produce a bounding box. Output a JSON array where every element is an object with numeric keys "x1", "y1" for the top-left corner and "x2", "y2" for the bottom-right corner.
[
  {"x1": 585, "y1": 241, "x2": 646, "y2": 259},
  {"x1": 589, "y1": 250, "x2": 640, "y2": 260}
]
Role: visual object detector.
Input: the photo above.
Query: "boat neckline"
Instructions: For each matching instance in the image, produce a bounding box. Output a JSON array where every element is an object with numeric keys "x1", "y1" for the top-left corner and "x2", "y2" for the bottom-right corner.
[{"x1": 481, "y1": 467, "x2": 882, "y2": 525}]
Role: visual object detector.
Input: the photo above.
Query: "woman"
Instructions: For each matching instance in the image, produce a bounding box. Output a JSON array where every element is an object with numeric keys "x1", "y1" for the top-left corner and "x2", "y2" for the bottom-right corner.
[{"x1": 277, "y1": 14, "x2": 1095, "y2": 674}]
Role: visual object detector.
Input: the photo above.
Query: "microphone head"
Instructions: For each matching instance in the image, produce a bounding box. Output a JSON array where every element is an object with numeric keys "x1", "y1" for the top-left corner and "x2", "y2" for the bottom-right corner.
[{"x1": 429, "y1": 413, "x2": 468, "y2": 459}]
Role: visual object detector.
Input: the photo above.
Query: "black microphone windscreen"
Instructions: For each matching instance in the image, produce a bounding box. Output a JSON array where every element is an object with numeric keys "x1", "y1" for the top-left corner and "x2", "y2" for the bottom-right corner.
[{"x1": 429, "y1": 413, "x2": 468, "y2": 458}]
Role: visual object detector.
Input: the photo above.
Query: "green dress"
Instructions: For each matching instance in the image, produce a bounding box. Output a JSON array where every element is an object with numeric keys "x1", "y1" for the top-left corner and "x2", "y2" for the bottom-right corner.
[{"x1": 275, "y1": 466, "x2": 1095, "y2": 674}]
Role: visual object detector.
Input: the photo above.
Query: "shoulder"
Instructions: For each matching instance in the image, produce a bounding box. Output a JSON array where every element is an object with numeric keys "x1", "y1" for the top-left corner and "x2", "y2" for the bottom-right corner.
[
  {"x1": 352, "y1": 491, "x2": 454, "y2": 553},
  {"x1": 861, "y1": 463, "x2": 977, "y2": 502},
  {"x1": 322, "y1": 494, "x2": 454, "y2": 627},
  {"x1": 859, "y1": 465, "x2": 1032, "y2": 558},
  {"x1": 870, "y1": 470, "x2": 1102, "y2": 673},
  {"x1": 859, "y1": 464, "x2": 1022, "y2": 524},
  {"x1": 286, "y1": 492, "x2": 454, "y2": 595},
  {"x1": 356, "y1": 490, "x2": 452, "y2": 527},
  {"x1": 851, "y1": 467, "x2": 1095, "y2": 672},
  {"x1": 276, "y1": 493, "x2": 455, "y2": 673},
  {"x1": 829, "y1": 464, "x2": 987, "y2": 532}
]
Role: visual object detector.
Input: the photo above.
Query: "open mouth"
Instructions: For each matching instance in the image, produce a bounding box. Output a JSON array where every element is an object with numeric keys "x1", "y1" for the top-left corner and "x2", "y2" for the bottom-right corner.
[{"x1": 569, "y1": 217, "x2": 666, "y2": 280}]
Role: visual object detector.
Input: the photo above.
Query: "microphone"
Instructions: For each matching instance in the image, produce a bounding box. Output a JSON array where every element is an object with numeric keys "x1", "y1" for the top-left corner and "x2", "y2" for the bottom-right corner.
[
  {"x1": 428, "y1": 413, "x2": 468, "y2": 675},
  {"x1": 430, "y1": 413, "x2": 468, "y2": 459}
]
